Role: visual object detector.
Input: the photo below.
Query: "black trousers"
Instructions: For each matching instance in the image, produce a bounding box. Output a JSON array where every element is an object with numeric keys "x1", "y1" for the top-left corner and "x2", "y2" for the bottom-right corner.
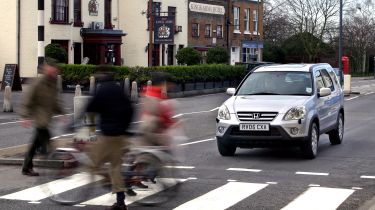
[{"x1": 22, "y1": 127, "x2": 50, "y2": 171}]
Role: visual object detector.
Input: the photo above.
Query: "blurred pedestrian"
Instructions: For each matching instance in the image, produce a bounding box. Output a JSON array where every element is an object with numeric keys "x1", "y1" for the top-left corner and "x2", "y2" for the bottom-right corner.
[
  {"x1": 19, "y1": 60, "x2": 63, "y2": 176},
  {"x1": 85, "y1": 65, "x2": 133, "y2": 210}
]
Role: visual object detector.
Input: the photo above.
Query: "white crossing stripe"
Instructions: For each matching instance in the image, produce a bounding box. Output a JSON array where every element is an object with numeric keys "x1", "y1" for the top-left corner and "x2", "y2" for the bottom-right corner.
[
  {"x1": 361, "y1": 175, "x2": 375, "y2": 179},
  {"x1": 81, "y1": 178, "x2": 186, "y2": 206},
  {"x1": 281, "y1": 187, "x2": 355, "y2": 210},
  {"x1": 296, "y1": 171, "x2": 329, "y2": 176},
  {"x1": 173, "y1": 182, "x2": 268, "y2": 210},
  {"x1": 0, "y1": 173, "x2": 103, "y2": 201},
  {"x1": 227, "y1": 168, "x2": 262, "y2": 172}
]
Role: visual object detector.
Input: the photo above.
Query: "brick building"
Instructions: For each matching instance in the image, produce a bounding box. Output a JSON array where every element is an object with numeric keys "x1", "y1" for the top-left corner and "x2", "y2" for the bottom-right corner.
[
  {"x1": 229, "y1": 0, "x2": 263, "y2": 65},
  {"x1": 188, "y1": 0, "x2": 227, "y2": 62}
]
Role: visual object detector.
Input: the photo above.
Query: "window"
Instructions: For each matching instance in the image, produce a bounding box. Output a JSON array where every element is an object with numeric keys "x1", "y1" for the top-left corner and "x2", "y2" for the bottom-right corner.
[
  {"x1": 51, "y1": 0, "x2": 69, "y2": 24},
  {"x1": 217, "y1": 25, "x2": 223, "y2": 38},
  {"x1": 192, "y1": 23, "x2": 199, "y2": 37},
  {"x1": 253, "y1": 10, "x2": 258, "y2": 34},
  {"x1": 73, "y1": 0, "x2": 82, "y2": 27},
  {"x1": 242, "y1": 48, "x2": 258, "y2": 62},
  {"x1": 321, "y1": 69, "x2": 335, "y2": 91},
  {"x1": 205, "y1": 24, "x2": 211, "y2": 37},
  {"x1": 153, "y1": 2, "x2": 161, "y2": 16},
  {"x1": 105, "y1": 0, "x2": 112, "y2": 29},
  {"x1": 244, "y1": 9, "x2": 250, "y2": 32},
  {"x1": 234, "y1": 7, "x2": 240, "y2": 31},
  {"x1": 315, "y1": 71, "x2": 325, "y2": 90}
]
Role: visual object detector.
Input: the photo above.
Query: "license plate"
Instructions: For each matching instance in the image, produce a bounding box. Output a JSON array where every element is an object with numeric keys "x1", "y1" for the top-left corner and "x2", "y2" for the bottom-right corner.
[{"x1": 239, "y1": 123, "x2": 269, "y2": 131}]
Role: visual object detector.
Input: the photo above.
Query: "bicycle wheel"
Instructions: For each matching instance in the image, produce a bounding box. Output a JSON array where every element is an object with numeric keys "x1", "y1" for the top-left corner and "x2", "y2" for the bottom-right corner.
[
  {"x1": 38, "y1": 149, "x2": 103, "y2": 205},
  {"x1": 127, "y1": 152, "x2": 181, "y2": 206}
]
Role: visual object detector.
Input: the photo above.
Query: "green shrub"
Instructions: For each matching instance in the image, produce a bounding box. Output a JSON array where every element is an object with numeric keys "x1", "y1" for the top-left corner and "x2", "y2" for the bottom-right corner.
[
  {"x1": 176, "y1": 47, "x2": 201, "y2": 65},
  {"x1": 59, "y1": 64, "x2": 246, "y2": 84},
  {"x1": 207, "y1": 47, "x2": 229, "y2": 64},
  {"x1": 45, "y1": 43, "x2": 67, "y2": 63}
]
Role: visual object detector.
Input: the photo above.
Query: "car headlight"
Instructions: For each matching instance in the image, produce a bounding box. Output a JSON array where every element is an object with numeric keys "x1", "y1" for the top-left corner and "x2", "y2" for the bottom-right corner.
[
  {"x1": 218, "y1": 105, "x2": 231, "y2": 120},
  {"x1": 284, "y1": 106, "x2": 306, "y2": 121}
]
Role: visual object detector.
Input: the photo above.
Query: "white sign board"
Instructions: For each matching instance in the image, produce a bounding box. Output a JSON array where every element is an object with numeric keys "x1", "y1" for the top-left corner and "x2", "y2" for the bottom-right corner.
[{"x1": 189, "y1": 2, "x2": 225, "y2": 15}]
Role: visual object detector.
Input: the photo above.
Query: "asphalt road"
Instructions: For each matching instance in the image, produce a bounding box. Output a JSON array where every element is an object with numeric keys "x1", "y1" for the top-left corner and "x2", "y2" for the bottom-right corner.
[{"x1": 0, "y1": 81, "x2": 375, "y2": 210}]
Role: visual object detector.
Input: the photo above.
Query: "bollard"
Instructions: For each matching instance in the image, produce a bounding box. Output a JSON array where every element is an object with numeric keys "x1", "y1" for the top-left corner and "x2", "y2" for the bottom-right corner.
[
  {"x1": 73, "y1": 96, "x2": 94, "y2": 141},
  {"x1": 130, "y1": 81, "x2": 138, "y2": 102},
  {"x1": 89, "y1": 76, "x2": 95, "y2": 95},
  {"x1": 147, "y1": 80, "x2": 152, "y2": 91},
  {"x1": 124, "y1": 78, "x2": 130, "y2": 96},
  {"x1": 75, "y1": 85, "x2": 82, "y2": 96},
  {"x1": 343, "y1": 75, "x2": 351, "y2": 96},
  {"x1": 57, "y1": 75, "x2": 63, "y2": 93},
  {"x1": 3, "y1": 86, "x2": 13, "y2": 112}
]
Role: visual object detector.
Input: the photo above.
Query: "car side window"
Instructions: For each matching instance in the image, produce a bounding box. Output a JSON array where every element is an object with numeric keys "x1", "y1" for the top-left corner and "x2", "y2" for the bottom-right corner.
[
  {"x1": 321, "y1": 69, "x2": 335, "y2": 91},
  {"x1": 315, "y1": 70, "x2": 325, "y2": 90},
  {"x1": 328, "y1": 69, "x2": 340, "y2": 88}
]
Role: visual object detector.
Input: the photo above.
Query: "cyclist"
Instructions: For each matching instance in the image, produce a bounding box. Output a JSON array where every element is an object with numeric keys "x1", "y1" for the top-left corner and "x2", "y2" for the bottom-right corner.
[{"x1": 85, "y1": 65, "x2": 133, "y2": 210}]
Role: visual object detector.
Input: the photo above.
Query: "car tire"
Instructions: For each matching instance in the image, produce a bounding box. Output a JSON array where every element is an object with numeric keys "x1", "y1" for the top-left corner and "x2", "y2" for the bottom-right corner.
[
  {"x1": 217, "y1": 139, "x2": 236, "y2": 156},
  {"x1": 301, "y1": 123, "x2": 319, "y2": 159},
  {"x1": 329, "y1": 113, "x2": 344, "y2": 145}
]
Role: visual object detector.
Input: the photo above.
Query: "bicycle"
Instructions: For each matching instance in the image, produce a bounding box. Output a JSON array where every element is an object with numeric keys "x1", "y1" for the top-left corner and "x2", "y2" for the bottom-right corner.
[{"x1": 38, "y1": 129, "x2": 182, "y2": 206}]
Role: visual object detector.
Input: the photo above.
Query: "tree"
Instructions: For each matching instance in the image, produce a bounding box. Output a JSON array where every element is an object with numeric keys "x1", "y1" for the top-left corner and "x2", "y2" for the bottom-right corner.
[
  {"x1": 45, "y1": 43, "x2": 67, "y2": 63},
  {"x1": 284, "y1": 0, "x2": 340, "y2": 62},
  {"x1": 206, "y1": 47, "x2": 229, "y2": 64},
  {"x1": 176, "y1": 47, "x2": 201, "y2": 65},
  {"x1": 263, "y1": 42, "x2": 285, "y2": 63},
  {"x1": 344, "y1": 1, "x2": 375, "y2": 72}
]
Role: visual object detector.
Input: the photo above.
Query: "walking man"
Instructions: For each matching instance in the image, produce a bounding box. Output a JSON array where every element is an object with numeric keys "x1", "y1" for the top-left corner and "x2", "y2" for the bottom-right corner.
[
  {"x1": 20, "y1": 60, "x2": 63, "y2": 176},
  {"x1": 85, "y1": 66, "x2": 133, "y2": 210}
]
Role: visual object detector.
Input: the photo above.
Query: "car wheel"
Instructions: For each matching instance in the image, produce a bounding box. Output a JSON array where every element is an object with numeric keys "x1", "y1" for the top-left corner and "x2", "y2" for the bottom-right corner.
[
  {"x1": 217, "y1": 139, "x2": 236, "y2": 156},
  {"x1": 329, "y1": 113, "x2": 344, "y2": 145},
  {"x1": 301, "y1": 123, "x2": 319, "y2": 159}
]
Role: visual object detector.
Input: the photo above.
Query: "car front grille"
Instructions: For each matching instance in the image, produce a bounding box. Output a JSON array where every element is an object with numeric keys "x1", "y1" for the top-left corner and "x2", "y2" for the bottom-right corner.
[
  {"x1": 237, "y1": 112, "x2": 278, "y2": 122},
  {"x1": 230, "y1": 126, "x2": 281, "y2": 137}
]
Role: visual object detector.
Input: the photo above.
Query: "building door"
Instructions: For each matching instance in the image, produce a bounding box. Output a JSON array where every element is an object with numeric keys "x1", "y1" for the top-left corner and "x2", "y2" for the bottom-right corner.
[
  {"x1": 231, "y1": 47, "x2": 240, "y2": 65},
  {"x1": 167, "y1": 45, "x2": 174, "y2": 65},
  {"x1": 74, "y1": 43, "x2": 82, "y2": 64}
]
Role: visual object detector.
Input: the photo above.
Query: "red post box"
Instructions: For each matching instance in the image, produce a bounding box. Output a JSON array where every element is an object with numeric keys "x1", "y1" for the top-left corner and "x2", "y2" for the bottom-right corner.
[{"x1": 342, "y1": 56, "x2": 349, "y2": 74}]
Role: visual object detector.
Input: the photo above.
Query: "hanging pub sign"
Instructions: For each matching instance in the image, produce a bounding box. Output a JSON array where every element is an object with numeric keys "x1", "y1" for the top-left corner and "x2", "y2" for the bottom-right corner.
[
  {"x1": 154, "y1": 16, "x2": 175, "y2": 44},
  {"x1": 1, "y1": 64, "x2": 22, "y2": 91},
  {"x1": 88, "y1": 0, "x2": 99, "y2": 16}
]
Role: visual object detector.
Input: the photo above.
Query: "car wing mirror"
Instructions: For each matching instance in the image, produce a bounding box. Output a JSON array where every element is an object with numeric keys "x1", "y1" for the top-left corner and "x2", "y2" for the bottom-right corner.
[
  {"x1": 318, "y1": 87, "x2": 331, "y2": 97},
  {"x1": 226, "y1": 88, "x2": 236, "y2": 95}
]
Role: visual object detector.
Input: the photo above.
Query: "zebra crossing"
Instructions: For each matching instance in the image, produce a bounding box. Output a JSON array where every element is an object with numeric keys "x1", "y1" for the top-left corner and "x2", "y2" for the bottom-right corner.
[{"x1": 0, "y1": 173, "x2": 359, "y2": 210}]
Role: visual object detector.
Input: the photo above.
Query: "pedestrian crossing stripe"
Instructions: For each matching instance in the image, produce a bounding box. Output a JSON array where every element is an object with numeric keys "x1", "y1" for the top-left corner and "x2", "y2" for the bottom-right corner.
[
  {"x1": 281, "y1": 187, "x2": 355, "y2": 210},
  {"x1": 0, "y1": 175, "x2": 357, "y2": 210},
  {"x1": 173, "y1": 182, "x2": 268, "y2": 210},
  {"x1": 0, "y1": 173, "x2": 103, "y2": 201},
  {"x1": 81, "y1": 178, "x2": 187, "y2": 206}
]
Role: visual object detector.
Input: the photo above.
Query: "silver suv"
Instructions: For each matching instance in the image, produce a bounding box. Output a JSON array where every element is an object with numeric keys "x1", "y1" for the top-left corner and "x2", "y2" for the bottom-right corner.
[{"x1": 216, "y1": 64, "x2": 344, "y2": 159}]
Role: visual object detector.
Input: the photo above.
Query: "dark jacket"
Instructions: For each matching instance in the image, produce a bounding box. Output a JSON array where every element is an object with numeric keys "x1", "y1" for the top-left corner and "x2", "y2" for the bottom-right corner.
[
  {"x1": 86, "y1": 80, "x2": 133, "y2": 136},
  {"x1": 19, "y1": 76, "x2": 62, "y2": 128}
]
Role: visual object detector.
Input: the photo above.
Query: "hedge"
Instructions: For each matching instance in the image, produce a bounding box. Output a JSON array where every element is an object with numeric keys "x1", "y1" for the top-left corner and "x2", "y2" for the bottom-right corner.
[{"x1": 59, "y1": 64, "x2": 246, "y2": 85}]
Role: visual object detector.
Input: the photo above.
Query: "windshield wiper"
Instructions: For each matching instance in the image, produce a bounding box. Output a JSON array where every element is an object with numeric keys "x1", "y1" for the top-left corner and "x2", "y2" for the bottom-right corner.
[{"x1": 244, "y1": 92, "x2": 281, "y2": 95}]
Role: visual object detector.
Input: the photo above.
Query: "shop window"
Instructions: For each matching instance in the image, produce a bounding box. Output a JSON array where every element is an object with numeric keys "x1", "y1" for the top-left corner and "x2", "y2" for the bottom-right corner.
[{"x1": 242, "y1": 48, "x2": 258, "y2": 62}]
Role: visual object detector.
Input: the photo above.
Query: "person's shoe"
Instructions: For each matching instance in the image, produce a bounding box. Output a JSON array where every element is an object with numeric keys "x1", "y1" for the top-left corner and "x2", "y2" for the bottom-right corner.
[
  {"x1": 105, "y1": 203, "x2": 127, "y2": 210},
  {"x1": 125, "y1": 188, "x2": 137, "y2": 196},
  {"x1": 22, "y1": 169, "x2": 39, "y2": 176},
  {"x1": 134, "y1": 181, "x2": 148, "y2": 189}
]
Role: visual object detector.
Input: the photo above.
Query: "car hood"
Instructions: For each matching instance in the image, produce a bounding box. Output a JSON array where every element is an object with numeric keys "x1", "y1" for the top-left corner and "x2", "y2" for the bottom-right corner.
[{"x1": 226, "y1": 95, "x2": 310, "y2": 114}]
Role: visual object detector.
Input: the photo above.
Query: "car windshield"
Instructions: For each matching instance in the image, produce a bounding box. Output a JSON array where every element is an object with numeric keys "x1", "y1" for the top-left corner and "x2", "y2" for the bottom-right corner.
[{"x1": 237, "y1": 71, "x2": 313, "y2": 96}]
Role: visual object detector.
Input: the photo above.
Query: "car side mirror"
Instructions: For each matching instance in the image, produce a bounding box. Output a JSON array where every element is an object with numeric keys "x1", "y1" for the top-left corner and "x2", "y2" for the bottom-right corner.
[
  {"x1": 318, "y1": 87, "x2": 331, "y2": 97},
  {"x1": 226, "y1": 88, "x2": 236, "y2": 95}
]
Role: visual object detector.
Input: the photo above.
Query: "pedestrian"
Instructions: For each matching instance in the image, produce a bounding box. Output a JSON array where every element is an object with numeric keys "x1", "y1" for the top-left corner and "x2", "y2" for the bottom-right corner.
[
  {"x1": 19, "y1": 60, "x2": 63, "y2": 176},
  {"x1": 85, "y1": 65, "x2": 133, "y2": 210}
]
